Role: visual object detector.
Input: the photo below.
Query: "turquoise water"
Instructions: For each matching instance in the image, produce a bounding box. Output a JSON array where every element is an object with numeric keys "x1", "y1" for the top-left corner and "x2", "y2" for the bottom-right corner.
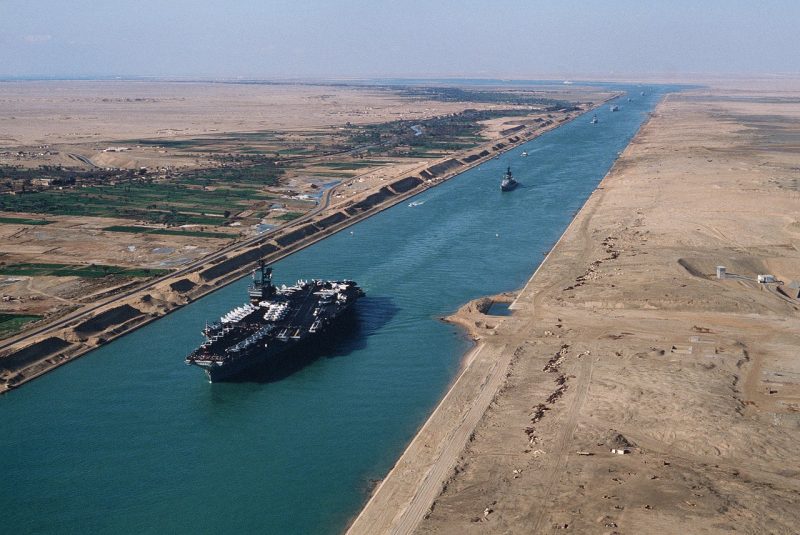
[{"x1": 1, "y1": 85, "x2": 672, "y2": 534}]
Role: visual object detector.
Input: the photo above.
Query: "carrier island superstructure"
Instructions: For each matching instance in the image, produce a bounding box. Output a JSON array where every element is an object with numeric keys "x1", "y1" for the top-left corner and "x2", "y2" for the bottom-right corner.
[{"x1": 185, "y1": 262, "x2": 364, "y2": 382}]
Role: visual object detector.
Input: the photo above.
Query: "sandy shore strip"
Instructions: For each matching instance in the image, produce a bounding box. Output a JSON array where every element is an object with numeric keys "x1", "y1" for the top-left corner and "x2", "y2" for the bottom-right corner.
[{"x1": 348, "y1": 88, "x2": 800, "y2": 534}]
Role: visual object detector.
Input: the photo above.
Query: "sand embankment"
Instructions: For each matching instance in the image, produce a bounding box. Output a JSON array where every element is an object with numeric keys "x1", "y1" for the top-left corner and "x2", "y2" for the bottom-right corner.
[{"x1": 349, "y1": 89, "x2": 800, "y2": 534}]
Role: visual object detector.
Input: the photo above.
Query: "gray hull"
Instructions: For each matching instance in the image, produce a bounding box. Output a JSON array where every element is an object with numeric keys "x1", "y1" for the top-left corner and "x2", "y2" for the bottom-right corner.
[{"x1": 192, "y1": 308, "x2": 354, "y2": 382}]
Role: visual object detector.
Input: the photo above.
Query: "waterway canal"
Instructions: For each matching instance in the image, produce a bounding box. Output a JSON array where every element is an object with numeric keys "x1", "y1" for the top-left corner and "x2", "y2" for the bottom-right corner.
[{"x1": 1, "y1": 84, "x2": 673, "y2": 534}]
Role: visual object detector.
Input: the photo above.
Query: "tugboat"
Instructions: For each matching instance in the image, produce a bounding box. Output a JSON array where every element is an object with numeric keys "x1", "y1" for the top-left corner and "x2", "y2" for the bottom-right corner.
[
  {"x1": 500, "y1": 166, "x2": 518, "y2": 192},
  {"x1": 185, "y1": 262, "x2": 364, "y2": 382},
  {"x1": 590, "y1": 115, "x2": 598, "y2": 124}
]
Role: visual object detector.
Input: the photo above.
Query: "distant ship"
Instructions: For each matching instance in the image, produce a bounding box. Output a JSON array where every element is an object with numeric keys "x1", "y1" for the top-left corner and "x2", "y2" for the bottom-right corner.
[
  {"x1": 500, "y1": 166, "x2": 518, "y2": 192},
  {"x1": 610, "y1": 104, "x2": 619, "y2": 112},
  {"x1": 591, "y1": 115, "x2": 598, "y2": 124},
  {"x1": 521, "y1": 151, "x2": 528, "y2": 157},
  {"x1": 185, "y1": 262, "x2": 364, "y2": 382}
]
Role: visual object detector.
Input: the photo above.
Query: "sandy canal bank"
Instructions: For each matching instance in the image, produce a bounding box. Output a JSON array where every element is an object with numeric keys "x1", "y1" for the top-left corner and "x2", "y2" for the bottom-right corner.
[{"x1": 347, "y1": 88, "x2": 800, "y2": 534}]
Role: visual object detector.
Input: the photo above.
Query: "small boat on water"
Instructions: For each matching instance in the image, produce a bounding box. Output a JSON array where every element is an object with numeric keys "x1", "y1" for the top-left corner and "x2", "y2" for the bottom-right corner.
[
  {"x1": 500, "y1": 166, "x2": 518, "y2": 192},
  {"x1": 610, "y1": 104, "x2": 619, "y2": 112},
  {"x1": 408, "y1": 200, "x2": 425, "y2": 207},
  {"x1": 590, "y1": 115, "x2": 598, "y2": 124},
  {"x1": 521, "y1": 151, "x2": 528, "y2": 157}
]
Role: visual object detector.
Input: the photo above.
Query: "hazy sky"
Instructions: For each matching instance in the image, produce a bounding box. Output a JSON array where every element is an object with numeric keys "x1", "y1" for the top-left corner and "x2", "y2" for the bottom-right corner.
[{"x1": 1, "y1": 0, "x2": 798, "y2": 79}]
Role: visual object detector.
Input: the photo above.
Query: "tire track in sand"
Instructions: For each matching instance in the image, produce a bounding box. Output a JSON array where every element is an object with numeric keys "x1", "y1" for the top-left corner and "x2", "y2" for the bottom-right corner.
[{"x1": 529, "y1": 355, "x2": 594, "y2": 533}]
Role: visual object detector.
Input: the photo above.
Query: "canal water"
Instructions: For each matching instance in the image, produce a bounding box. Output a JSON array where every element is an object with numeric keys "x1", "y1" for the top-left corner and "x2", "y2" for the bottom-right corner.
[{"x1": 1, "y1": 85, "x2": 672, "y2": 534}]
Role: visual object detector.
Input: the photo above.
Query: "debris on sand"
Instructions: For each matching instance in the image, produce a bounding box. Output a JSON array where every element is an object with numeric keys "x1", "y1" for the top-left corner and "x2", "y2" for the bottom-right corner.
[{"x1": 605, "y1": 430, "x2": 637, "y2": 451}]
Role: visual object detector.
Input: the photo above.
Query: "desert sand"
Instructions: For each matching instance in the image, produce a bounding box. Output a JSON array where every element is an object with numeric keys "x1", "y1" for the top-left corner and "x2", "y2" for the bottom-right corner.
[
  {"x1": 0, "y1": 81, "x2": 471, "y2": 146},
  {"x1": 0, "y1": 81, "x2": 608, "y2": 168},
  {"x1": 348, "y1": 89, "x2": 800, "y2": 534},
  {"x1": 0, "y1": 81, "x2": 482, "y2": 172}
]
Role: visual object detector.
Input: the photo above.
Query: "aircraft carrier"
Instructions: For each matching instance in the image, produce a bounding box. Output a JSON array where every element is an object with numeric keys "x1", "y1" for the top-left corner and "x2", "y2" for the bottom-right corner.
[{"x1": 185, "y1": 262, "x2": 364, "y2": 382}]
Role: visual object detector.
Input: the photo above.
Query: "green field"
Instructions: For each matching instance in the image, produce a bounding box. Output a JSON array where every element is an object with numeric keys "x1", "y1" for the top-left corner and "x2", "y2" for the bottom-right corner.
[
  {"x1": 134, "y1": 131, "x2": 280, "y2": 151},
  {"x1": 0, "y1": 216, "x2": 52, "y2": 225},
  {"x1": 0, "y1": 263, "x2": 172, "y2": 278},
  {"x1": 0, "y1": 313, "x2": 41, "y2": 338},
  {"x1": 179, "y1": 162, "x2": 281, "y2": 187},
  {"x1": 322, "y1": 160, "x2": 390, "y2": 170},
  {"x1": 392, "y1": 86, "x2": 574, "y2": 108},
  {"x1": 274, "y1": 212, "x2": 304, "y2": 221},
  {"x1": 346, "y1": 108, "x2": 532, "y2": 157},
  {"x1": 0, "y1": 180, "x2": 272, "y2": 226},
  {"x1": 307, "y1": 171, "x2": 356, "y2": 178},
  {"x1": 103, "y1": 225, "x2": 234, "y2": 239},
  {"x1": 277, "y1": 147, "x2": 313, "y2": 156}
]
